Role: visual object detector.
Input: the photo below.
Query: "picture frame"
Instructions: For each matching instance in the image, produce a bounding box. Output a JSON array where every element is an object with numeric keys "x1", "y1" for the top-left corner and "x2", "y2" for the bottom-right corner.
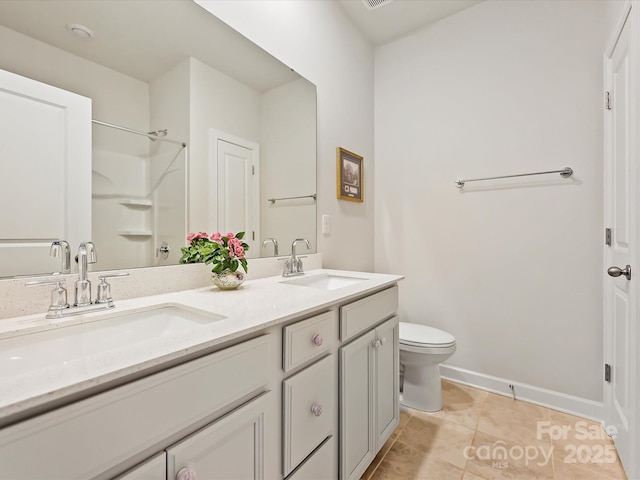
[{"x1": 337, "y1": 147, "x2": 364, "y2": 202}]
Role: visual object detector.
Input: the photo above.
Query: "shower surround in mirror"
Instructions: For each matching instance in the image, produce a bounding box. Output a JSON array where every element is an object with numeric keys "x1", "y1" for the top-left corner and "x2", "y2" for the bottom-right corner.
[{"x1": 0, "y1": 0, "x2": 317, "y2": 278}]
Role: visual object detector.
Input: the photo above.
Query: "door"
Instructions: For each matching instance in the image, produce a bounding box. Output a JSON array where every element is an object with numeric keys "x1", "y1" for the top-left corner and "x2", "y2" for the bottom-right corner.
[
  {"x1": 375, "y1": 316, "x2": 399, "y2": 448},
  {"x1": 211, "y1": 130, "x2": 259, "y2": 256},
  {"x1": 0, "y1": 69, "x2": 91, "y2": 276},
  {"x1": 167, "y1": 392, "x2": 272, "y2": 480},
  {"x1": 604, "y1": 5, "x2": 636, "y2": 477},
  {"x1": 340, "y1": 330, "x2": 376, "y2": 480}
]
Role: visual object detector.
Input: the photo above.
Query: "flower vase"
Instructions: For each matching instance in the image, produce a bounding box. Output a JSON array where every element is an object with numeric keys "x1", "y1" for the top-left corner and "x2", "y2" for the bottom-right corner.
[{"x1": 212, "y1": 269, "x2": 245, "y2": 290}]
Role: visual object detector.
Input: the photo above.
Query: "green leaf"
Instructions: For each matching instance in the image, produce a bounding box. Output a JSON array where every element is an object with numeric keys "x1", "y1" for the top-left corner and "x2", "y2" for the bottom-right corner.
[{"x1": 236, "y1": 231, "x2": 245, "y2": 240}]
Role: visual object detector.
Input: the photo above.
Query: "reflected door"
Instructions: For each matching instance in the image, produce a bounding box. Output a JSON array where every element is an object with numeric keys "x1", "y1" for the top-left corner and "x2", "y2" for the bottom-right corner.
[
  {"x1": 0, "y1": 69, "x2": 91, "y2": 276},
  {"x1": 212, "y1": 131, "x2": 259, "y2": 256}
]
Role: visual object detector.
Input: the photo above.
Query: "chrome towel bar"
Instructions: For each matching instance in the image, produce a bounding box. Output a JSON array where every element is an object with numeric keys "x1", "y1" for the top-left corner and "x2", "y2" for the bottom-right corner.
[
  {"x1": 454, "y1": 167, "x2": 573, "y2": 188},
  {"x1": 268, "y1": 194, "x2": 317, "y2": 204}
]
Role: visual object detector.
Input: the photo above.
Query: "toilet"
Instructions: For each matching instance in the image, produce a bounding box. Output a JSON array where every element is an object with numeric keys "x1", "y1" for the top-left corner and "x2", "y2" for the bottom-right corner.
[{"x1": 399, "y1": 322, "x2": 456, "y2": 412}]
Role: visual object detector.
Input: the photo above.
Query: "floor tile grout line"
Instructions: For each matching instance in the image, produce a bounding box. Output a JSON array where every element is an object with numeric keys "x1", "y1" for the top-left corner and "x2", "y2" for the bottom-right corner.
[{"x1": 462, "y1": 385, "x2": 489, "y2": 480}]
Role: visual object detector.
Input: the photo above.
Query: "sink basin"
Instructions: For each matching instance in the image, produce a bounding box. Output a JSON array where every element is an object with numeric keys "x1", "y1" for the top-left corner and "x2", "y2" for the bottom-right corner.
[
  {"x1": 0, "y1": 304, "x2": 225, "y2": 378},
  {"x1": 281, "y1": 273, "x2": 367, "y2": 290}
]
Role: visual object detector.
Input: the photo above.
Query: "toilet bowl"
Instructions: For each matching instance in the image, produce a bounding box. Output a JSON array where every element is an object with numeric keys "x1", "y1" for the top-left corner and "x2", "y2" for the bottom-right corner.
[{"x1": 399, "y1": 322, "x2": 456, "y2": 412}]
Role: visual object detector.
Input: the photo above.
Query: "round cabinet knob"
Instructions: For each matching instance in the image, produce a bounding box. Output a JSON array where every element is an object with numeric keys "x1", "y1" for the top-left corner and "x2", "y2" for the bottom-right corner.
[
  {"x1": 311, "y1": 403, "x2": 323, "y2": 417},
  {"x1": 379, "y1": 337, "x2": 386, "y2": 346},
  {"x1": 176, "y1": 467, "x2": 197, "y2": 480},
  {"x1": 372, "y1": 339, "x2": 381, "y2": 348},
  {"x1": 312, "y1": 334, "x2": 324, "y2": 347}
]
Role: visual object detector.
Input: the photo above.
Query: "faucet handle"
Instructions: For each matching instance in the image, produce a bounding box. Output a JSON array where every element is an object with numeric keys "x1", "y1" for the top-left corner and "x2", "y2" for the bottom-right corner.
[
  {"x1": 26, "y1": 279, "x2": 70, "y2": 313},
  {"x1": 296, "y1": 256, "x2": 308, "y2": 273},
  {"x1": 96, "y1": 272, "x2": 129, "y2": 305}
]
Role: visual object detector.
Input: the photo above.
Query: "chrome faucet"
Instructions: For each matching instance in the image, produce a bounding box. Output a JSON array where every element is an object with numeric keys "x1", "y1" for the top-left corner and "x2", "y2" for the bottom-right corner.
[
  {"x1": 50, "y1": 240, "x2": 71, "y2": 274},
  {"x1": 75, "y1": 242, "x2": 96, "y2": 306},
  {"x1": 282, "y1": 238, "x2": 310, "y2": 277},
  {"x1": 262, "y1": 238, "x2": 279, "y2": 256},
  {"x1": 27, "y1": 241, "x2": 129, "y2": 319}
]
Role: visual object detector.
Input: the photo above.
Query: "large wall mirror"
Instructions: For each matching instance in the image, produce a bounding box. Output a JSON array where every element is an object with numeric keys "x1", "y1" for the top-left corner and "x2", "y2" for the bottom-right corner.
[{"x1": 0, "y1": 0, "x2": 317, "y2": 278}]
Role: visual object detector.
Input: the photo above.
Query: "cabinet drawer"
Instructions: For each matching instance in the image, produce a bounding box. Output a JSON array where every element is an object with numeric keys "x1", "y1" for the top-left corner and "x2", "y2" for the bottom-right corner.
[
  {"x1": 0, "y1": 335, "x2": 271, "y2": 480},
  {"x1": 283, "y1": 355, "x2": 335, "y2": 476},
  {"x1": 287, "y1": 436, "x2": 337, "y2": 480},
  {"x1": 283, "y1": 311, "x2": 336, "y2": 372},
  {"x1": 114, "y1": 452, "x2": 166, "y2": 480},
  {"x1": 340, "y1": 286, "x2": 398, "y2": 341}
]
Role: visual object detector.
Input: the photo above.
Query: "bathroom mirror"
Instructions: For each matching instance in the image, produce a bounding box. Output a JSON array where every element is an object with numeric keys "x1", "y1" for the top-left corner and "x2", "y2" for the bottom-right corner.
[{"x1": 0, "y1": 0, "x2": 317, "y2": 278}]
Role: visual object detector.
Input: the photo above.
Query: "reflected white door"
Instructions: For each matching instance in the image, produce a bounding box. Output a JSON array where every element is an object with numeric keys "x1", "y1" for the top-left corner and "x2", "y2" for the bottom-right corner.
[
  {"x1": 603, "y1": 6, "x2": 636, "y2": 477},
  {"x1": 0, "y1": 69, "x2": 91, "y2": 276},
  {"x1": 211, "y1": 131, "x2": 259, "y2": 256}
]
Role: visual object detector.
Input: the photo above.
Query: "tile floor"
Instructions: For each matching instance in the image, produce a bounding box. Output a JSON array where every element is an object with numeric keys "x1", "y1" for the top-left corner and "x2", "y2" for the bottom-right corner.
[{"x1": 362, "y1": 380, "x2": 628, "y2": 480}]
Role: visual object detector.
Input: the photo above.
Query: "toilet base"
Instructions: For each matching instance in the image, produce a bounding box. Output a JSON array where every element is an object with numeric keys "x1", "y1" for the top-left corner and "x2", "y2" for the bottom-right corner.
[{"x1": 400, "y1": 363, "x2": 443, "y2": 412}]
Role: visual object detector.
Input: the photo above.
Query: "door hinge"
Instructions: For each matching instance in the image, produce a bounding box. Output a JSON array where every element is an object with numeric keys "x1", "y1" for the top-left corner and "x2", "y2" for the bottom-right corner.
[
  {"x1": 252, "y1": 231, "x2": 255, "y2": 241},
  {"x1": 605, "y1": 228, "x2": 612, "y2": 246},
  {"x1": 605, "y1": 363, "x2": 612, "y2": 383},
  {"x1": 252, "y1": 165, "x2": 255, "y2": 175},
  {"x1": 605, "y1": 91, "x2": 612, "y2": 110}
]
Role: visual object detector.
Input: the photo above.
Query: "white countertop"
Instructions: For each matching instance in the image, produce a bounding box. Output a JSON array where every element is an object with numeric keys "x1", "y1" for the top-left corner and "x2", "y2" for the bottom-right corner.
[{"x1": 0, "y1": 269, "x2": 402, "y2": 425}]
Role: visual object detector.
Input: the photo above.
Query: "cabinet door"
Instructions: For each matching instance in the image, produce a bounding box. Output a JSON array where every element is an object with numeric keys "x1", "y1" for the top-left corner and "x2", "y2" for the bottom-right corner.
[
  {"x1": 375, "y1": 316, "x2": 399, "y2": 448},
  {"x1": 167, "y1": 392, "x2": 274, "y2": 480},
  {"x1": 339, "y1": 330, "x2": 376, "y2": 480}
]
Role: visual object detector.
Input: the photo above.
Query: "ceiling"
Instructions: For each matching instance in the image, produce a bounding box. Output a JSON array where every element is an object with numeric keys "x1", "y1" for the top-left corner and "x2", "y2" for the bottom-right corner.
[
  {"x1": 0, "y1": 0, "x2": 298, "y2": 92},
  {"x1": 337, "y1": 0, "x2": 483, "y2": 45}
]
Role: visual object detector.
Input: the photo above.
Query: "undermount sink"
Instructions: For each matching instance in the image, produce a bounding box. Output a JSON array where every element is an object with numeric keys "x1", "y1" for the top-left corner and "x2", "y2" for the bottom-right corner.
[
  {"x1": 281, "y1": 273, "x2": 368, "y2": 290},
  {"x1": 0, "y1": 304, "x2": 225, "y2": 378}
]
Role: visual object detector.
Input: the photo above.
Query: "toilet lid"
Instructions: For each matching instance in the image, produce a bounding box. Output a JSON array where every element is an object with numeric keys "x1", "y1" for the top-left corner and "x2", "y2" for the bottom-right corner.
[{"x1": 399, "y1": 322, "x2": 455, "y2": 348}]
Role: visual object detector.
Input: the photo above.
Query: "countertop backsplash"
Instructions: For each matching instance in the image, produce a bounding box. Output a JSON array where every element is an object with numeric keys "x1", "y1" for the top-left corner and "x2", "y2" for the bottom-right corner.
[{"x1": 0, "y1": 253, "x2": 322, "y2": 320}]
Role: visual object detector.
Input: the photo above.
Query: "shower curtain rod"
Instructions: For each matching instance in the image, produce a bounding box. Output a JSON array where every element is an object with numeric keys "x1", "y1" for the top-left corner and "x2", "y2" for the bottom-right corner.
[
  {"x1": 92, "y1": 119, "x2": 187, "y2": 147},
  {"x1": 454, "y1": 167, "x2": 573, "y2": 188}
]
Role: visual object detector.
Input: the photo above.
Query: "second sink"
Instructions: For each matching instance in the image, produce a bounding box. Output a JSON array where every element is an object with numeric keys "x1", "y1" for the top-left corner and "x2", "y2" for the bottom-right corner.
[{"x1": 281, "y1": 273, "x2": 367, "y2": 290}]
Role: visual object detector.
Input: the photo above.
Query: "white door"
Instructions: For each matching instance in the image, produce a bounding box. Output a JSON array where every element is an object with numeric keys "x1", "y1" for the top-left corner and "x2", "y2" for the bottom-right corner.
[
  {"x1": 603, "y1": 5, "x2": 636, "y2": 477},
  {"x1": 0, "y1": 69, "x2": 91, "y2": 276},
  {"x1": 211, "y1": 131, "x2": 259, "y2": 256}
]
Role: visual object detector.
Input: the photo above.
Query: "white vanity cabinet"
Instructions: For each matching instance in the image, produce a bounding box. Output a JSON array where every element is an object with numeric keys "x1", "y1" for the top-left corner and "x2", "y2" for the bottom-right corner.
[
  {"x1": 0, "y1": 335, "x2": 273, "y2": 480},
  {"x1": 0, "y1": 275, "x2": 403, "y2": 480},
  {"x1": 339, "y1": 287, "x2": 400, "y2": 480}
]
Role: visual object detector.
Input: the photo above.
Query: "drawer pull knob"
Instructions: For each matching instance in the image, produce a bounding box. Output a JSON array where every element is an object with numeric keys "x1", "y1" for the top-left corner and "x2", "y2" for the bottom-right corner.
[
  {"x1": 372, "y1": 339, "x2": 381, "y2": 348},
  {"x1": 379, "y1": 336, "x2": 386, "y2": 346},
  {"x1": 312, "y1": 334, "x2": 324, "y2": 347},
  {"x1": 176, "y1": 467, "x2": 197, "y2": 480},
  {"x1": 311, "y1": 403, "x2": 323, "y2": 417}
]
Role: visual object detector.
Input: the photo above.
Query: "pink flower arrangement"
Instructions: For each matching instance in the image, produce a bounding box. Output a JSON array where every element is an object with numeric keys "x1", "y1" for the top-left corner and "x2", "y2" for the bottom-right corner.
[{"x1": 180, "y1": 231, "x2": 249, "y2": 274}]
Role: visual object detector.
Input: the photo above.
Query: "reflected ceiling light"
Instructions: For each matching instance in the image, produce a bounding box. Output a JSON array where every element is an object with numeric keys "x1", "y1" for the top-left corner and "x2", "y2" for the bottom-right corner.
[
  {"x1": 67, "y1": 23, "x2": 94, "y2": 39},
  {"x1": 362, "y1": 0, "x2": 394, "y2": 10}
]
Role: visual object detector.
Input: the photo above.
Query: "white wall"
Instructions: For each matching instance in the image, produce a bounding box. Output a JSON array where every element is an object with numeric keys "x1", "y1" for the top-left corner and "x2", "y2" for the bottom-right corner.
[
  {"x1": 260, "y1": 78, "x2": 317, "y2": 256},
  {"x1": 195, "y1": 0, "x2": 375, "y2": 271},
  {"x1": 187, "y1": 57, "x2": 262, "y2": 232},
  {"x1": 375, "y1": 0, "x2": 608, "y2": 403}
]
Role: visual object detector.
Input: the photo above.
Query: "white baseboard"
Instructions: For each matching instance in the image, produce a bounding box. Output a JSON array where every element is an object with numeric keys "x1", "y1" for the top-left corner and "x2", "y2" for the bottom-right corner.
[{"x1": 439, "y1": 364, "x2": 604, "y2": 423}]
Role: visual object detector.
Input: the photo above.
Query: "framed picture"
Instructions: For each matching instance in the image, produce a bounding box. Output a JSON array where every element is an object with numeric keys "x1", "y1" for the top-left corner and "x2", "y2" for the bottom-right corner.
[{"x1": 337, "y1": 147, "x2": 363, "y2": 202}]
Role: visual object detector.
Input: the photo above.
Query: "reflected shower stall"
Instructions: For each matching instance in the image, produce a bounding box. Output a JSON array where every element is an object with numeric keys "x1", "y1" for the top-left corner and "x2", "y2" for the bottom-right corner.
[{"x1": 91, "y1": 120, "x2": 187, "y2": 271}]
